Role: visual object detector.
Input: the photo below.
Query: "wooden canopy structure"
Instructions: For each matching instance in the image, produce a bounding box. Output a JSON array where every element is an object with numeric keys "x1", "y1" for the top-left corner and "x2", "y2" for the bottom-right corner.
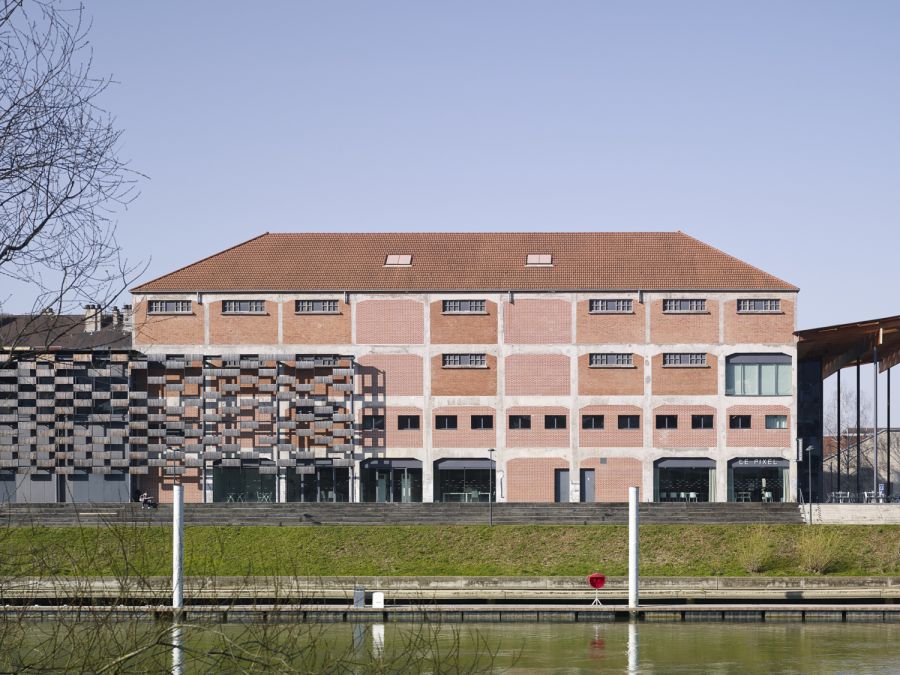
[{"x1": 796, "y1": 314, "x2": 900, "y2": 379}]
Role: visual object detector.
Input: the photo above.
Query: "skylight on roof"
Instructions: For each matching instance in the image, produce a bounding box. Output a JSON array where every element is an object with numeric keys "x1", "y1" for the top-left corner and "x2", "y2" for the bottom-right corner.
[
  {"x1": 384, "y1": 254, "x2": 412, "y2": 266},
  {"x1": 525, "y1": 254, "x2": 552, "y2": 266}
]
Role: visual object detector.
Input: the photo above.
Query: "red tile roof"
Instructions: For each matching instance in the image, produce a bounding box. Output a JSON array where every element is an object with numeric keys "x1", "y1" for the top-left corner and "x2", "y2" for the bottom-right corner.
[{"x1": 132, "y1": 232, "x2": 797, "y2": 293}]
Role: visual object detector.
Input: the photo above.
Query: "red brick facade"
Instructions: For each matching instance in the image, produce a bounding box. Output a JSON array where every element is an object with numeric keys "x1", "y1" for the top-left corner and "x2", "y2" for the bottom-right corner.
[
  {"x1": 506, "y1": 457, "x2": 569, "y2": 502},
  {"x1": 505, "y1": 354, "x2": 570, "y2": 396}
]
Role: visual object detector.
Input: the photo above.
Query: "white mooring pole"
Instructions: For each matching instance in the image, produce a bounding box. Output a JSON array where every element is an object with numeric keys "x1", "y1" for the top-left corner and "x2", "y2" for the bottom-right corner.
[
  {"x1": 628, "y1": 486, "x2": 639, "y2": 609},
  {"x1": 173, "y1": 482, "x2": 184, "y2": 612}
]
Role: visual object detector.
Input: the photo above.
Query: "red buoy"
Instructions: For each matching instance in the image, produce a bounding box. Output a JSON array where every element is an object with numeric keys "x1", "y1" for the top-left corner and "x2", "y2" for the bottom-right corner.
[{"x1": 587, "y1": 573, "x2": 606, "y2": 589}]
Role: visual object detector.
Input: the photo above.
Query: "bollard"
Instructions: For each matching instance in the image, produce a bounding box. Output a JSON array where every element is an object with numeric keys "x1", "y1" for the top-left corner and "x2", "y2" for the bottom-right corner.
[
  {"x1": 628, "y1": 486, "x2": 639, "y2": 609},
  {"x1": 372, "y1": 591, "x2": 385, "y2": 609}
]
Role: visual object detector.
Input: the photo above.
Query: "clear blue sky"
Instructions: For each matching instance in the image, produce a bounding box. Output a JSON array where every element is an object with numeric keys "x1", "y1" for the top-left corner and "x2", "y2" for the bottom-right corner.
[{"x1": 83, "y1": 0, "x2": 897, "y2": 333}]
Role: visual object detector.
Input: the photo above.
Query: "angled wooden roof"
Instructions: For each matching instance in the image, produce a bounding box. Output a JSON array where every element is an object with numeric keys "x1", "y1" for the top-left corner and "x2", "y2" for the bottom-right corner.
[
  {"x1": 132, "y1": 232, "x2": 798, "y2": 293},
  {"x1": 796, "y1": 314, "x2": 900, "y2": 377}
]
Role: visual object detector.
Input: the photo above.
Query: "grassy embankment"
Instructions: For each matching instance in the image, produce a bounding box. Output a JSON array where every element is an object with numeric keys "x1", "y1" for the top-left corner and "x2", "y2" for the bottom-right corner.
[{"x1": 1, "y1": 524, "x2": 897, "y2": 577}]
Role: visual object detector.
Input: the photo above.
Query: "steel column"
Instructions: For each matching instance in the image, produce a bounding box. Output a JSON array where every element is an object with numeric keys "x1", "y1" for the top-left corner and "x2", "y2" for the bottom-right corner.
[
  {"x1": 836, "y1": 369, "x2": 841, "y2": 491},
  {"x1": 888, "y1": 367, "x2": 892, "y2": 497},
  {"x1": 873, "y1": 346, "x2": 879, "y2": 496},
  {"x1": 856, "y1": 360, "x2": 861, "y2": 496}
]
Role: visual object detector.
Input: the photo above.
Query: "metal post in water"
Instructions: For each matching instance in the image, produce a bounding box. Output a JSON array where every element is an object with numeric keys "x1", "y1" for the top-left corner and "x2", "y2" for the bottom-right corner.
[
  {"x1": 628, "y1": 486, "x2": 639, "y2": 609},
  {"x1": 173, "y1": 482, "x2": 184, "y2": 612},
  {"x1": 627, "y1": 621, "x2": 639, "y2": 673}
]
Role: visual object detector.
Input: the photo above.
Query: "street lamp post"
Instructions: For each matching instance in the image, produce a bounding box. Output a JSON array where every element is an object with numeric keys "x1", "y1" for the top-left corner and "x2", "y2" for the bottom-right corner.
[{"x1": 488, "y1": 448, "x2": 495, "y2": 527}]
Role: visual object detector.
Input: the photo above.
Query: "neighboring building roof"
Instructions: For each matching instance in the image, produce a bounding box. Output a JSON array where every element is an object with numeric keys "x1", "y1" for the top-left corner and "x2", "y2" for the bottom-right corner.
[
  {"x1": 132, "y1": 232, "x2": 798, "y2": 293},
  {"x1": 0, "y1": 314, "x2": 131, "y2": 353}
]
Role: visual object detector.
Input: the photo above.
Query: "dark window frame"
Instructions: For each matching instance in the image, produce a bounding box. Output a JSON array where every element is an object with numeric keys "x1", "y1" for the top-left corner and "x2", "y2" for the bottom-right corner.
[
  {"x1": 147, "y1": 300, "x2": 192, "y2": 315},
  {"x1": 544, "y1": 414, "x2": 567, "y2": 430},
  {"x1": 362, "y1": 414, "x2": 386, "y2": 431},
  {"x1": 295, "y1": 300, "x2": 340, "y2": 314},
  {"x1": 765, "y1": 414, "x2": 788, "y2": 430},
  {"x1": 397, "y1": 415, "x2": 420, "y2": 431},
  {"x1": 222, "y1": 299, "x2": 266, "y2": 314},
  {"x1": 442, "y1": 299, "x2": 487, "y2": 314},
  {"x1": 582, "y1": 414, "x2": 605, "y2": 430},
  {"x1": 691, "y1": 414, "x2": 714, "y2": 429},
  {"x1": 442, "y1": 353, "x2": 487, "y2": 369},
  {"x1": 656, "y1": 414, "x2": 678, "y2": 430},
  {"x1": 589, "y1": 353, "x2": 634, "y2": 368},
  {"x1": 435, "y1": 415, "x2": 458, "y2": 430},
  {"x1": 589, "y1": 299, "x2": 633, "y2": 314},
  {"x1": 618, "y1": 414, "x2": 640, "y2": 430},
  {"x1": 508, "y1": 414, "x2": 531, "y2": 430},
  {"x1": 662, "y1": 353, "x2": 708, "y2": 367},
  {"x1": 729, "y1": 414, "x2": 752, "y2": 430},
  {"x1": 737, "y1": 299, "x2": 781, "y2": 314},
  {"x1": 662, "y1": 298, "x2": 707, "y2": 313},
  {"x1": 470, "y1": 414, "x2": 494, "y2": 430}
]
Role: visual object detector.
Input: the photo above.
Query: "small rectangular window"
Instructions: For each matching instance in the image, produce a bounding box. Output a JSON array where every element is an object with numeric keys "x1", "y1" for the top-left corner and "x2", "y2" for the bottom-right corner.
[
  {"x1": 589, "y1": 353, "x2": 633, "y2": 368},
  {"x1": 397, "y1": 415, "x2": 420, "y2": 431},
  {"x1": 295, "y1": 300, "x2": 339, "y2": 314},
  {"x1": 582, "y1": 414, "x2": 605, "y2": 430},
  {"x1": 525, "y1": 254, "x2": 552, "y2": 266},
  {"x1": 384, "y1": 254, "x2": 412, "y2": 266},
  {"x1": 435, "y1": 415, "x2": 457, "y2": 430},
  {"x1": 508, "y1": 414, "x2": 531, "y2": 430},
  {"x1": 692, "y1": 414, "x2": 714, "y2": 429},
  {"x1": 589, "y1": 299, "x2": 633, "y2": 313},
  {"x1": 663, "y1": 353, "x2": 707, "y2": 367},
  {"x1": 442, "y1": 353, "x2": 487, "y2": 368},
  {"x1": 663, "y1": 299, "x2": 706, "y2": 313},
  {"x1": 442, "y1": 299, "x2": 486, "y2": 314},
  {"x1": 738, "y1": 299, "x2": 781, "y2": 313},
  {"x1": 147, "y1": 300, "x2": 191, "y2": 314},
  {"x1": 222, "y1": 300, "x2": 265, "y2": 314},
  {"x1": 362, "y1": 414, "x2": 385, "y2": 431},
  {"x1": 618, "y1": 415, "x2": 640, "y2": 430},
  {"x1": 471, "y1": 415, "x2": 493, "y2": 430},
  {"x1": 765, "y1": 414, "x2": 787, "y2": 430},
  {"x1": 730, "y1": 415, "x2": 752, "y2": 429},
  {"x1": 544, "y1": 415, "x2": 567, "y2": 430},
  {"x1": 656, "y1": 414, "x2": 678, "y2": 429}
]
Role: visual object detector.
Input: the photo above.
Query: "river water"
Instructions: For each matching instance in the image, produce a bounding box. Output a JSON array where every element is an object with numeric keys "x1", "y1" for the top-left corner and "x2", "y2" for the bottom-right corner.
[{"x1": 3, "y1": 619, "x2": 898, "y2": 672}]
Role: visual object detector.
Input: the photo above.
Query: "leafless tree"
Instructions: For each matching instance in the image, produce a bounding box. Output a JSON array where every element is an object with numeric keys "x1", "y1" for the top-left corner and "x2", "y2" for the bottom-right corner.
[{"x1": 0, "y1": 0, "x2": 144, "y2": 356}]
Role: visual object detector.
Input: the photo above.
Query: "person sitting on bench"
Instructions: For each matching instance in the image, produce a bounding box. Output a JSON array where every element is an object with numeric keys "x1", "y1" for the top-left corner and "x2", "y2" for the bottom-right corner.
[{"x1": 139, "y1": 492, "x2": 158, "y2": 509}]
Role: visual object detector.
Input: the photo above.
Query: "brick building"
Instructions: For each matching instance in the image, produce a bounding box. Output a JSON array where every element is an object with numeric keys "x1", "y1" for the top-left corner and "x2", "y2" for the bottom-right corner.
[{"x1": 122, "y1": 231, "x2": 799, "y2": 505}]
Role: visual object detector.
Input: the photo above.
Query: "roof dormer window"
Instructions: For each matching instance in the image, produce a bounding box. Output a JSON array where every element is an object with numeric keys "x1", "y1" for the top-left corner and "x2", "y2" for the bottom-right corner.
[
  {"x1": 525, "y1": 254, "x2": 552, "y2": 266},
  {"x1": 384, "y1": 254, "x2": 412, "y2": 266}
]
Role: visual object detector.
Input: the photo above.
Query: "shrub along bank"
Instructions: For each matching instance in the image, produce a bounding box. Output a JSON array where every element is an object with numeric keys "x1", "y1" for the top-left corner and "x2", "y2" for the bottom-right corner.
[{"x1": 1, "y1": 524, "x2": 897, "y2": 578}]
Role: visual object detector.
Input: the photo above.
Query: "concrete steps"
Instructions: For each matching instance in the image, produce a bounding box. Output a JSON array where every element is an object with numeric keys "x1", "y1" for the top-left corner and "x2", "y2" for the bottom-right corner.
[{"x1": 0, "y1": 502, "x2": 805, "y2": 526}]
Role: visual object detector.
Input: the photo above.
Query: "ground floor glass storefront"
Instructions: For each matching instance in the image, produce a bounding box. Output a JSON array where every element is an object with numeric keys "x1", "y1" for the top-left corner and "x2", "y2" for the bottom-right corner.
[
  {"x1": 654, "y1": 458, "x2": 716, "y2": 502},
  {"x1": 361, "y1": 459, "x2": 423, "y2": 502},
  {"x1": 212, "y1": 461, "x2": 277, "y2": 503},
  {"x1": 434, "y1": 458, "x2": 495, "y2": 502},
  {"x1": 728, "y1": 458, "x2": 789, "y2": 502},
  {"x1": 286, "y1": 462, "x2": 351, "y2": 502}
]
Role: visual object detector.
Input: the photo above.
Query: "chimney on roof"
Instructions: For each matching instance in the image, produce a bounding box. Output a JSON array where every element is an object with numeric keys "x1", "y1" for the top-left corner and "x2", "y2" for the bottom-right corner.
[
  {"x1": 111, "y1": 306, "x2": 122, "y2": 328},
  {"x1": 83, "y1": 304, "x2": 101, "y2": 333},
  {"x1": 122, "y1": 304, "x2": 133, "y2": 330}
]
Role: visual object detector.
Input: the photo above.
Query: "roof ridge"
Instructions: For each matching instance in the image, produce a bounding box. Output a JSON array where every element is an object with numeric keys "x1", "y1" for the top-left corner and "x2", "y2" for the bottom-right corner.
[
  {"x1": 676, "y1": 231, "x2": 799, "y2": 292},
  {"x1": 131, "y1": 232, "x2": 270, "y2": 292}
]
